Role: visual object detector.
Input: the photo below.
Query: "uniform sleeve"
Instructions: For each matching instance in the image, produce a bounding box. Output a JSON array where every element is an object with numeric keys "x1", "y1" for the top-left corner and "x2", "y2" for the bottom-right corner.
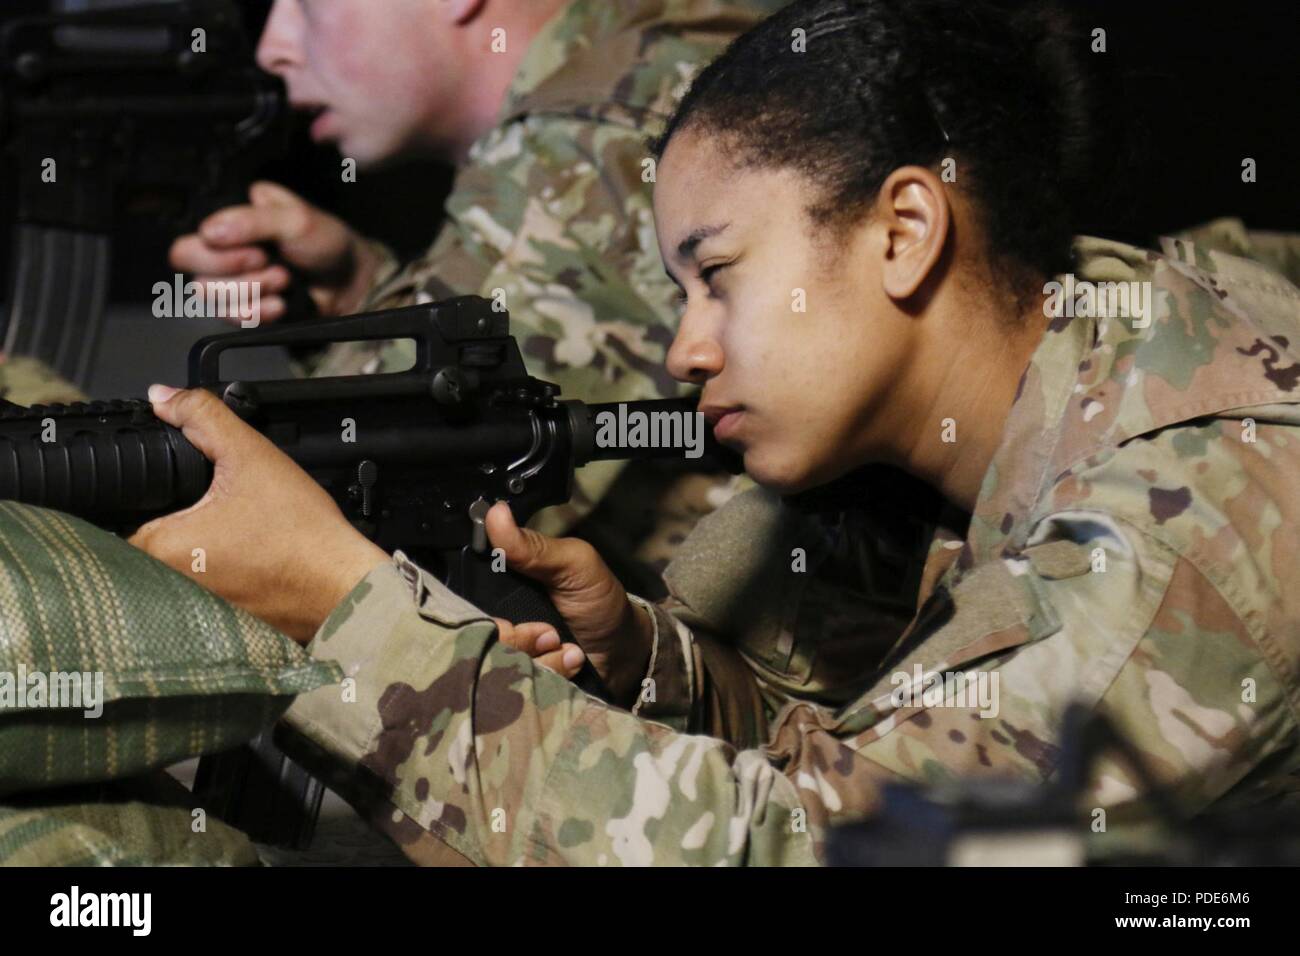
[
  {"x1": 314, "y1": 115, "x2": 687, "y2": 534},
  {"x1": 626, "y1": 594, "x2": 772, "y2": 748},
  {"x1": 281, "y1": 511, "x2": 1296, "y2": 866},
  {"x1": 282, "y1": 553, "x2": 820, "y2": 866}
]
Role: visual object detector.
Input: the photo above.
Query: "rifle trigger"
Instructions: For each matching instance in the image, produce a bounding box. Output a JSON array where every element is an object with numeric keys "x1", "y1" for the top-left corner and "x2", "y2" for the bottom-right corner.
[{"x1": 468, "y1": 496, "x2": 491, "y2": 554}]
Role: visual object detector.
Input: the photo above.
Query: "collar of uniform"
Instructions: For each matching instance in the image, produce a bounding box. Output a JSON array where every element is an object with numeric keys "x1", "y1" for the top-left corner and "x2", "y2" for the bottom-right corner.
[
  {"x1": 846, "y1": 308, "x2": 1087, "y2": 717},
  {"x1": 960, "y1": 297, "x2": 1093, "y2": 568}
]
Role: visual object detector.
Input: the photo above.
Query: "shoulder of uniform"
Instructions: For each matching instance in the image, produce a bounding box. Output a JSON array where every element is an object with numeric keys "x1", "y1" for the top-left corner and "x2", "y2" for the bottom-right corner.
[{"x1": 503, "y1": 0, "x2": 780, "y2": 129}]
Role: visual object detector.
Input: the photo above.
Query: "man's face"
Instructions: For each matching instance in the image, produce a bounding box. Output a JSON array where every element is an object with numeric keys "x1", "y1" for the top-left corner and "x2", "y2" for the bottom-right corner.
[
  {"x1": 654, "y1": 131, "x2": 920, "y2": 494},
  {"x1": 257, "y1": 0, "x2": 453, "y2": 166}
]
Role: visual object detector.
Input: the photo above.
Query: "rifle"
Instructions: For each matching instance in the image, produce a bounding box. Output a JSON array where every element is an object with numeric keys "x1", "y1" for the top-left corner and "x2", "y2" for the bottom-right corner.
[
  {"x1": 0, "y1": 294, "x2": 737, "y2": 847},
  {"x1": 0, "y1": 0, "x2": 287, "y2": 388}
]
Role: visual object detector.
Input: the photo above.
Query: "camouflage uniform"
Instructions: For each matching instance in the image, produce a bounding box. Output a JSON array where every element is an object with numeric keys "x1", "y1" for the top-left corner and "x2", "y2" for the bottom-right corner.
[
  {"x1": 280, "y1": 231, "x2": 1300, "y2": 865},
  {"x1": 311, "y1": 0, "x2": 785, "y2": 557},
  {"x1": 0, "y1": 355, "x2": 86, "y2": 407}
]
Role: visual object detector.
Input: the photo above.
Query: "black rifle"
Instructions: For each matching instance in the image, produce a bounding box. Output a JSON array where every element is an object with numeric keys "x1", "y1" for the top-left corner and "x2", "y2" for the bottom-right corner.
[
  {"x1": 0, "y1": 294, "x2": 736, "y2": 847},
  {"x1": 0, "y1": 0, "x2": 287, "y2": 387}
]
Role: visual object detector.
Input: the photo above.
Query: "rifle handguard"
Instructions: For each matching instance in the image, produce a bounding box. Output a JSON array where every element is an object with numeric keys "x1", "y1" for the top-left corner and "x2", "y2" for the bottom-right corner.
[{"x1": 0, "y1": 398, "x2": 209, "y2": 524}]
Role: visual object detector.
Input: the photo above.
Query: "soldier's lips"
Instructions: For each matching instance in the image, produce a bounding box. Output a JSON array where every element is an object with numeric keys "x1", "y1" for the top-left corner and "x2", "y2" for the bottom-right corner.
[
  {"x1": 701, "y1": 402, "x2": 746, "y2": 443},
  {"x1": 710, "y1": 409, "x2": 746, "y2": 443},
  {"x1": 308, "y1": 108, "x2": 337, "y2": 143}
]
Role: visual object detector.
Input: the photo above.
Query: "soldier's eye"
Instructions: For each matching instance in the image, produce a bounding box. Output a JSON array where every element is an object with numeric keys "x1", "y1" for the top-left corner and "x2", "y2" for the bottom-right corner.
[{"x1": 699, "y1": 262, "x2": 733, "y2": 299}]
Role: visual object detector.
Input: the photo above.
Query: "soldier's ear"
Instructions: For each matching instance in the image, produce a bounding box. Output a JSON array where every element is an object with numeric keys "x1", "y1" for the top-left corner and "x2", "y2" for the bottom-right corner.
[
  {"x1": 875, "y1": 166, "x2": 951, "y2": 302},
  {"x1": 438, "y1": 0, "x2": 487, "y2": 26}
]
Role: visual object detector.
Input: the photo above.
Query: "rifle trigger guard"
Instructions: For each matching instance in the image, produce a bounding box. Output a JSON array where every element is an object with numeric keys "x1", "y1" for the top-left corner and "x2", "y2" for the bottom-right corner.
[{"x1": 505, "y1": 415, "x2": 555, "y2": 495}]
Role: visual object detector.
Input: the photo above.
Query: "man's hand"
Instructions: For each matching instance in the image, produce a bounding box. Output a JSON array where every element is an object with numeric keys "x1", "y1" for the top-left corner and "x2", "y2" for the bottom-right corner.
[
  {"x1": 485, "y1": 503, "x2": 655, "y2": 706},
  {"x1": 168, "y1": 181, "x2": 384, "y2": 322},
  {"x1": 129, "y1": 385, "x2": 388, "y2": 643}
]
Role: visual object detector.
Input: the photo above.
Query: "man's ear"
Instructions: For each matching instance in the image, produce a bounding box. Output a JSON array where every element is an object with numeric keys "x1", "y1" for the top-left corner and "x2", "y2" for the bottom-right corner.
[
  {"x1": 875, "y1": 166, "x2": 951, "y2": 301},
  {"x1": 437, "y1": 0, "x2": 487, "y2": 26}
]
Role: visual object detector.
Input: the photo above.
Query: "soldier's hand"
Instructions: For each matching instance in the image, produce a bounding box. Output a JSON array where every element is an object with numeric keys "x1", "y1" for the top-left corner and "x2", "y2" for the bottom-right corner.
[
  {"x1": 493, "y1": 619, "x2": 588, "y2": 681},
  {"x1": 168, "y1": 181, "x2": 384, "y2": 323},
  {"x1": 485, "y1": 502, "x2": 654, "y2": 706},
  {"x1": 129, "y1": 385, "x2": 388, "y2": 643}
]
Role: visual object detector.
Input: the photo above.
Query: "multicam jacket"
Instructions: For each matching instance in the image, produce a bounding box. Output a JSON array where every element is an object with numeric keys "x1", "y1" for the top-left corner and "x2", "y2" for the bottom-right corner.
[
  {"x1": 311, "y1": 0, "x2": 786, "y2": 541},
  {"x1": 282, "y1": 230, "x2": 1300, "y2": 865}
]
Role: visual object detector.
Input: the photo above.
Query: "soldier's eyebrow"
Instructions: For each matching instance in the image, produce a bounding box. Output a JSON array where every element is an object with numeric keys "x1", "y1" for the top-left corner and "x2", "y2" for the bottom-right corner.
[{"x1": 676, "y1": 223, "x2": 731, "y2": 262}]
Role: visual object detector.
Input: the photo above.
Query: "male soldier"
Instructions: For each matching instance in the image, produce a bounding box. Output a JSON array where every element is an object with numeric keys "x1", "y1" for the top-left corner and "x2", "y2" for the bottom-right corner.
[{"x1": 168, "y1": 0, "x2": 784, "y2": 585}]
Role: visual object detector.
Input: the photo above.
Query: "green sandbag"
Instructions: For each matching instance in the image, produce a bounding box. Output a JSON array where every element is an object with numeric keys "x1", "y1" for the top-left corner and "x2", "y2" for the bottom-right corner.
[
  {"x1": 0, "y1": 773, "x2": 260, "y2": 866},
  {"x1": 0, "y1": 502, "x2": 341, "y2": 797}
]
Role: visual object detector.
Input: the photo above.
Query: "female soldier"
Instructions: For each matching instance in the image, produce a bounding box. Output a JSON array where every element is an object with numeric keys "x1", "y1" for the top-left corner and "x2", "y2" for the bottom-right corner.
[{"x1": 134, "y1": 0, "x2": 1300, "y2": 865}]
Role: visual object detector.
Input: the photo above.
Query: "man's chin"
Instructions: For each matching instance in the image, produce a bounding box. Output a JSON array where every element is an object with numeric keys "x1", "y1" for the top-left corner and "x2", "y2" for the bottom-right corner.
[
  {"x1": 333, "y1": 138, "x2": 378, "y2": 167},
  {"x1": 340, "y1": 140, "x2": 420, "y2": 173},
  {"x1": 318, "y1": 127, "x2": 387, "y2": 168}
]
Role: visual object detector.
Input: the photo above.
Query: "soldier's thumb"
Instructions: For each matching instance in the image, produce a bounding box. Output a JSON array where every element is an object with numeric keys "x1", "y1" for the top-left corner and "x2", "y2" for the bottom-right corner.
[
  {"x1": 250, "y1": 180, "x2": 353, "y2": 273},
  {"x1": 148, "y1": 385, "x2": 252, "y2": 467},
  {"x1": 485, "y1": 502, "x2": 589, "y2": 590},
  {"x1": 246, "y1": 180, "x2": 323, "y2": 248},
  {"x1": 249, "y1": 180, "x2": 302, "y2": 210}
]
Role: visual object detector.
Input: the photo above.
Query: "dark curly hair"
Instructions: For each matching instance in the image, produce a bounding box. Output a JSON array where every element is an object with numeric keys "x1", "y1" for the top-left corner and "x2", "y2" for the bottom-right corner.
[{"x1": 654, "y1": 0, "x2": 1096, "y2": 285}]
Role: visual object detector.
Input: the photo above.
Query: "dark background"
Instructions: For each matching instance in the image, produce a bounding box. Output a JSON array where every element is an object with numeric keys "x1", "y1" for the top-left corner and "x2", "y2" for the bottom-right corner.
[{"x1": 4, "y1": 0, "x2": 1298, "y2": 395}]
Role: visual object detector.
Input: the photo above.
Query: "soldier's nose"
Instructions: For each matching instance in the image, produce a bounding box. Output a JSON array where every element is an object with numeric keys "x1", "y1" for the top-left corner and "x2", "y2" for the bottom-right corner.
[
  {"x1": 666, "y1": 332, "x2": 724, "y2": 384},
  {"x1": 256, "y1": 0, "x2": 306, "y2": 75}
]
